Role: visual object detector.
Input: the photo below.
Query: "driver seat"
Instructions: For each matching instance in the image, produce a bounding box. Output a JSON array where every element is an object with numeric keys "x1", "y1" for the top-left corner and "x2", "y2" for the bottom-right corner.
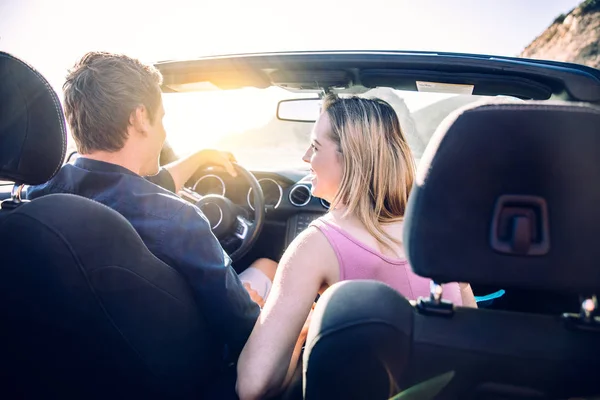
[{"x1": 0, "y1": 53, "x2": 225, "y2": 398}]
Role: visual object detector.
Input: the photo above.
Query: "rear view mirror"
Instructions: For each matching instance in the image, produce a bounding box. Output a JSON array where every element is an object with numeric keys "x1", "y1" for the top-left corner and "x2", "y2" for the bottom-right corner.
[{"x1": 277, "y1": 98, "x2": 321, "y2": 122}]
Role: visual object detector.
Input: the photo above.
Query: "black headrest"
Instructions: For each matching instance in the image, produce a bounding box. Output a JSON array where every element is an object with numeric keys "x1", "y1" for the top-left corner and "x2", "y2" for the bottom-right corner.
[
  {"x1": 404, "y1": 102, "x2": 600, "y2": 295},
  {"x1": 0, "y1": 52, "x2": 67, "y2": 185}
]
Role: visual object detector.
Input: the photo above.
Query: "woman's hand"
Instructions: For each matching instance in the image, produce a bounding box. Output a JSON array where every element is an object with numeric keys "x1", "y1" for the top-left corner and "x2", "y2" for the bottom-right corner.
[
  {"x1": 299, "y1": 303, "x2": 316, "y2": 341},
  {"x1": 243, "y1": 283, "x2": 265, "y2": 308}
]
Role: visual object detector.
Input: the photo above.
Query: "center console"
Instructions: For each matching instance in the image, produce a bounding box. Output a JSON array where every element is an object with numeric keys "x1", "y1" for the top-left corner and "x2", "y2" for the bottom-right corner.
[{"x1": 285, "y1": 212, "x2": 324, "y2": 247}]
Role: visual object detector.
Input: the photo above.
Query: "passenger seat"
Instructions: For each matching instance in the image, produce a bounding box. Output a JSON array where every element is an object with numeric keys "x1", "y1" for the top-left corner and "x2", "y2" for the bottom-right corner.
[{"x1": 303, "y1": 102, "x2": 600, "y2": 399}]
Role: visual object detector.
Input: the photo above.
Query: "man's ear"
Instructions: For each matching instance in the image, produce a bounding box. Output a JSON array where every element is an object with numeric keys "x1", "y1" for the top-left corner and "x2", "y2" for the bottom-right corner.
[{"x1": 129, "y1": 105, "x2": 149, "y2": 136}]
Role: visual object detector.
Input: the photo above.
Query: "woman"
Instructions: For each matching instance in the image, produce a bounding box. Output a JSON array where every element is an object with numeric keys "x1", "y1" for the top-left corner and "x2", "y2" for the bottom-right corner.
[{"x1": 236, "y1": 95, "x2": 476, "y2": 400}]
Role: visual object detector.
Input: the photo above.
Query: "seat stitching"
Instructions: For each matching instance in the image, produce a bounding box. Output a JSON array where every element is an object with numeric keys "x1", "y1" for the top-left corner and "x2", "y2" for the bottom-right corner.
[
  {"x1": 5, "y1": 54, "x2": 67, "y2": 177},
  {"x1": 90, "y1": 265, "x2": 186, "y2": 305}
]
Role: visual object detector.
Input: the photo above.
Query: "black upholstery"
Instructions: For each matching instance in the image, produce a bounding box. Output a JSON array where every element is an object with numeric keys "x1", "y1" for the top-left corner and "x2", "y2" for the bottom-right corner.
[
  {"x1": 303, "y1": 281, "x2": 413, "y2": 400},
  {"x1": 0, "y1": 52, "x2": 227, "y2": 398},
  {"x1": 0, "y1": 194, "x2": 220, "y2": 398},
  {"x1": 304, "y1": 102, "x2": 600, "y2": 399},
  {"x1": 305, "y1": 280, "x2": 600, "y2": 400},
  {"x1": 404, "y1": 102, "x2": 600, "y2": 295},
  {"x1": 0, "y1": 51, "x2": 67, "y2": 185}
]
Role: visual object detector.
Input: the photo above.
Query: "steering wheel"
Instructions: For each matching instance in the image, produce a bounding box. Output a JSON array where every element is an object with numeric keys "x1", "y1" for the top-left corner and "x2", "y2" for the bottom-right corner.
[{"x1": 194, "y1": 163, "x2": 265, "y2": 262}]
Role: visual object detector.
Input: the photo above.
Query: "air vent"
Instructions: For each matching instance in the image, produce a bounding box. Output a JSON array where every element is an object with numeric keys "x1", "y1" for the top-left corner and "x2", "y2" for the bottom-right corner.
[
  {"x1": 289, "y1": 185, "x2": 312, "y2": 207},
  {"x1": 320, "y1": 199, "x2": 330, "y2": 209}
]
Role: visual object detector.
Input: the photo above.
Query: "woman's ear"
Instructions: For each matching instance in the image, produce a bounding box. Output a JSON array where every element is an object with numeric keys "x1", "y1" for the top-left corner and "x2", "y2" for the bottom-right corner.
[{"x1": 336, "y1": 148, "x2": 345, "y2": 164}]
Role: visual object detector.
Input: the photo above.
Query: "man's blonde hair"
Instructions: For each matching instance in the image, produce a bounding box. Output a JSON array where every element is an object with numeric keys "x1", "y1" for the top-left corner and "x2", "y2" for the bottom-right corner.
[{"x1": 323, "y1": 94, "x2": 415, "y2": 252}]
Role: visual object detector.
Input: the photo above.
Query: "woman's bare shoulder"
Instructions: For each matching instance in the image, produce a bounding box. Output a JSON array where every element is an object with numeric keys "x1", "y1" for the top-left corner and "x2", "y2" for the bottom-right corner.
[
  {"x1": 285, "y1": 225, "x2": 334, "y2": 259},
  {"x1": 282, "y1": 225, "x2": 340, "y2": 285}
]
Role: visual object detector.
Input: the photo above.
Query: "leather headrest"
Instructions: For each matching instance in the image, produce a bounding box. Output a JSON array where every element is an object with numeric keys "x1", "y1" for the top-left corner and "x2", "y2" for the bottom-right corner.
[
  {"x1": 0, "y1": 52, "x2": 67, "y2": 185},
  {"x1": 404, "y1": 101, "x2": 600, "y2": 295}
]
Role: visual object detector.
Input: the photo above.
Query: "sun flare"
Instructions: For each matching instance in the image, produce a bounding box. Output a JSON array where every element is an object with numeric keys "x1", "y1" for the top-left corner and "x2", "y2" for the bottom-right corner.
[{"x1": 162, "y1": 87, "x2": 296, "y2": 156}]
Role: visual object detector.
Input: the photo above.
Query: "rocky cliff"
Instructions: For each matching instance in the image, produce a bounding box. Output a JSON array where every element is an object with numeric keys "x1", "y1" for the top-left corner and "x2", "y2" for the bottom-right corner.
[{"x1": 520, "y1": 0, "x2": 600, "y2": 68}]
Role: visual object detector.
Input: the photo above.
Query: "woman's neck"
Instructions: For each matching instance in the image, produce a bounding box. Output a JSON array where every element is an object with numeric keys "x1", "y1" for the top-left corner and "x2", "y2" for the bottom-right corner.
[
  {"x1": 328, "y1": 206, "x2": 351, "y2": 220},
  {"x1": 328, "y1": 205, "x2": 404, "y2": 228}
]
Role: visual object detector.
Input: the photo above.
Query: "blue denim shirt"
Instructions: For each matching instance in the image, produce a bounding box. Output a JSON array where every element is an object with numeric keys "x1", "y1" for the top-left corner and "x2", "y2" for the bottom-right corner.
[{"x1": 27, "y1": 157, "x2": 259, "y2": 359}]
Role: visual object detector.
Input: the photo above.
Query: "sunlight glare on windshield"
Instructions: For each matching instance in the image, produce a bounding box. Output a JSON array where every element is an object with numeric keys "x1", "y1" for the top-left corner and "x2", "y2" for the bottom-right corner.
[
  {"x1": 163, "y1": 87, "x2": 285, "y2": 155},
  {"x1": 162, "y1": 87, "x2": 478, "y2": 170}
]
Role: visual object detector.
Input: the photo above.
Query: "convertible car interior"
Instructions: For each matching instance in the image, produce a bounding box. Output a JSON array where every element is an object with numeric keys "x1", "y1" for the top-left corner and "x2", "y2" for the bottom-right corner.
[
  {"x1": 304, "y1": 102, "x2": 600, "y2": 399},
  {"x1": 1, "y1": 49, "x2": 599, "y2": 399}
]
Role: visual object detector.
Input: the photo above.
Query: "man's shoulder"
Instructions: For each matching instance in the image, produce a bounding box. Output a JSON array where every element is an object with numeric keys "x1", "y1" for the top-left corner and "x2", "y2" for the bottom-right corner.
[
  {"x1": 27, "y1": 162, "x2": 198, "y2": 223},
  {"x1": 113, "y1": 173, "x2": 193, "y2": 221},
  {"x1": 26, "y1": 163, "x2": 78, "y2": 198}
]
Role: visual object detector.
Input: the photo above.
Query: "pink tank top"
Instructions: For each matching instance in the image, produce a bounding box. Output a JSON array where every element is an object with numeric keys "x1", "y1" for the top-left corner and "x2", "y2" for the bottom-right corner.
[{"x1": 310, "y1": 218, "x2": 463, "y2": 305}]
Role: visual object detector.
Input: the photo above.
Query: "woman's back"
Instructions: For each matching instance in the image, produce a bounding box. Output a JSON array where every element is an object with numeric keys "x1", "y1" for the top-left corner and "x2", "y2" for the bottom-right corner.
[{"x1": 311, "y1": 215, "x2": 463, "y2": 305}]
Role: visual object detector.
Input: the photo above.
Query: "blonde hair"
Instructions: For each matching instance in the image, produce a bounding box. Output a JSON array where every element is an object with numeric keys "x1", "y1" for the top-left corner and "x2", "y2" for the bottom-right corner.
[{"x1": 323, "y1": 94, "x2": 415, "y2": 252}]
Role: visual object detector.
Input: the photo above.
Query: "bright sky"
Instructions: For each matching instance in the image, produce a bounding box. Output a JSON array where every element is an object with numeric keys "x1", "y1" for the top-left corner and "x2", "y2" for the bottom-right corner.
[
  {"x1": 0, "y1": 0, "x2": 583, "y2": 162},
  {"x1": 1, "y1": 0, "x2": 582, "y2": 94}
]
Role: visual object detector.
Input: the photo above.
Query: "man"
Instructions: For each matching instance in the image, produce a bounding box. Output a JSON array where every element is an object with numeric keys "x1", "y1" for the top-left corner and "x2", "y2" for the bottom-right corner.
[{"x1": 27, "y1": 51, "x2": 270, "y2": 361}]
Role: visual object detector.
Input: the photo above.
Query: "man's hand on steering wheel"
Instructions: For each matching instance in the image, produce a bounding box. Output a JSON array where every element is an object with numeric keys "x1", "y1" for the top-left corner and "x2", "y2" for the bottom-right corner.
[
  {"x1": 164, "y1": 145, "x2": 265, "y2": 263},
  {"x1": 192, "y1": 161, "x2": 266, "y2": 263},
  {"x1": 196, "y1": 149, "x2": 238, "y2": 178},
  {"x1": 162, "y1": 147, "x2": 238, "y2": 193}
]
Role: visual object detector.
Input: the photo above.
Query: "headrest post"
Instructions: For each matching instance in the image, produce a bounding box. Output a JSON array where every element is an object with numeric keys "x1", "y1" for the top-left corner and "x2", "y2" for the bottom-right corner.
[
  {"x1": 430, "y1": 281, "x2": 444, "y2": 305},
  {"x1": 11, "y1": 184, "x2": 24, "y2": 203},
  {"x1": 1, "y1": 184, "x2": 28, "y2": 210},
  {"x1": 563, "y1": 295, "x2": 600, "y2": 332},
  {"x1": 416, "y1": 281, "x2": 454, "y2": 316},
  {"x1": 581, "y1": 296, "x2": 598, "y2": 322}
]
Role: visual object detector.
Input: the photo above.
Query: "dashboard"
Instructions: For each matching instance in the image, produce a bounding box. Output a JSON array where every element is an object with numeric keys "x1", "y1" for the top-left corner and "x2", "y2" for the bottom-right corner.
[{"x1": 185, "y1": 166, "x2": 330, "y2": 247}]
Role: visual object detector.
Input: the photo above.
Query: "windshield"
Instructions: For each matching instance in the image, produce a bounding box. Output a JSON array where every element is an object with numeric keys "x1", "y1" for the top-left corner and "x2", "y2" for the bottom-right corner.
[{"x1": 163, "y1": 87, "x2": 502, "y2": 170}]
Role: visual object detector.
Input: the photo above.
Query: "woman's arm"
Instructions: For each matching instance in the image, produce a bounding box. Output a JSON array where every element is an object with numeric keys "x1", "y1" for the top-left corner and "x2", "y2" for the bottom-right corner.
[{"x1": 236, "y1": 227, "x2": 338, "y2": 400}]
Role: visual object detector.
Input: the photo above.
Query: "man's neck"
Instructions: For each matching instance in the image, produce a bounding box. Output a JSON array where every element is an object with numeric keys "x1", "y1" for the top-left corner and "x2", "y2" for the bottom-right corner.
[{"x1": 81, "y1": 148, "x2": 144, "y2": 176}]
